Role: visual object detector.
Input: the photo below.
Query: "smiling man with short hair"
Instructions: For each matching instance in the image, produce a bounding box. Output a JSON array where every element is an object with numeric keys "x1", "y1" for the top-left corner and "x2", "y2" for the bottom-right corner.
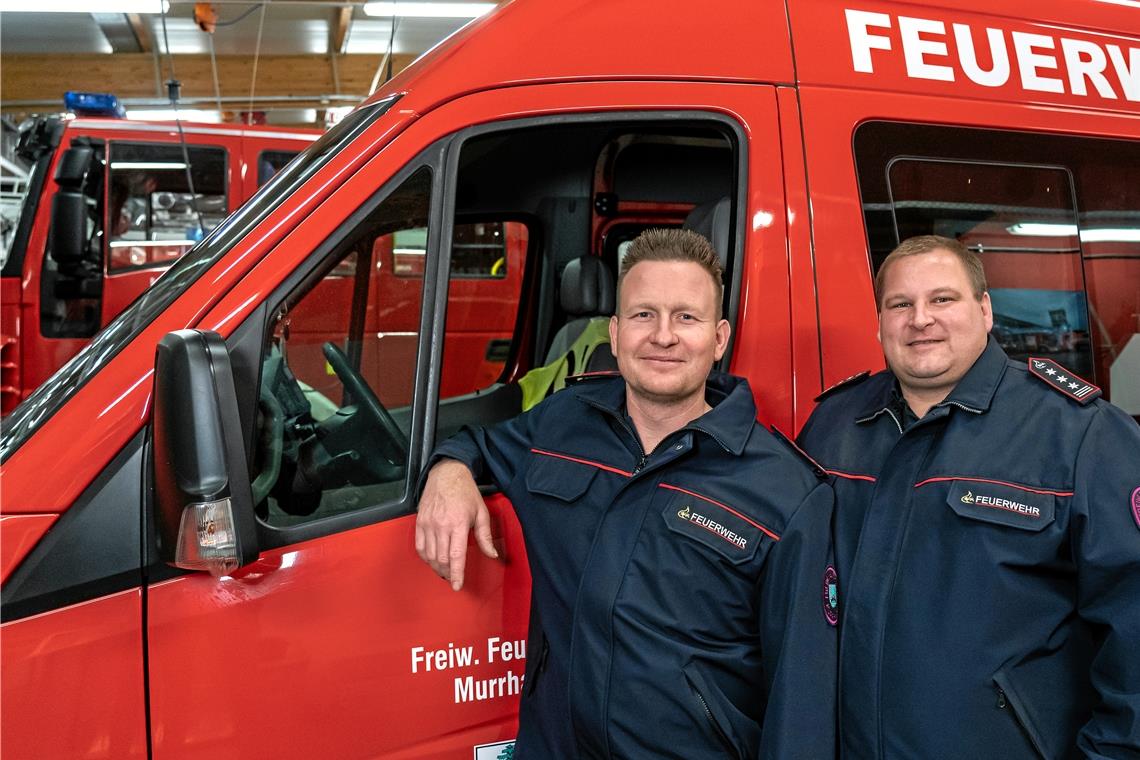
[
  {"x1": 799, "y1": 234, "x2": 1140, "y2": 758},
  {"x1": 416, "y1": 228, "x2": 837, "y2": 759}
]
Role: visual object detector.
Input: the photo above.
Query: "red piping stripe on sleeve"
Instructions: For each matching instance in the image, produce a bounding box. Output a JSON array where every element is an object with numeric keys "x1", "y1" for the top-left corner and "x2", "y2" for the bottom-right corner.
[
  {"x1": 914, "y1": 476, "x2": 1073, "y2": 497},
  {"x1": 530, "y1": 448, "x2": 632, "y2": 477},
  {"x1": 659, "y1": 483, "x2": 780, "y2": 541}
]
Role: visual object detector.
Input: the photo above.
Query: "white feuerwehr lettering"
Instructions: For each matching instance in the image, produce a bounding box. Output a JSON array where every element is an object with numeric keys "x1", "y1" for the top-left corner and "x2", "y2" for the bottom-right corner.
[
  {"x1": 954, "y1": 24, "x2": 1010, "y2": 87},
  {"x1": 1011, "y1": 32, "x2": 1065, "y2": 93},
  {"x1": 846, "y1": 9, "x2": 892, "y2": 73},
  {"x1": 1061, "y1": 38, "x2": 1116, "y2": 98},
  {"x1": 844, "y1": 8, "x2": 1140, "y2": 102},
  {"x1": 1108, "y1": 46, "x2": 1140, "y2": 99},
  {"x1": 899, "y1": 16, "x2": 954, "y2": 81}
]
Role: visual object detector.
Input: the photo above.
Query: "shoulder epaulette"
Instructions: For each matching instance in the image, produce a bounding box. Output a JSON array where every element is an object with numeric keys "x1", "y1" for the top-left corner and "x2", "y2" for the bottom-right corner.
[
  {"x1": 564, "y1": 370, "x2": 621, "y2": 385},
  {"x1": 768, "y1": 426, "x2": 828, "y2": 480},
  {"x1": 814, "y1": 370, "x2": 871, "y2": 402},
  {"x1": 1027, "y1": 358, "x2": 1101, "y2": 405}
]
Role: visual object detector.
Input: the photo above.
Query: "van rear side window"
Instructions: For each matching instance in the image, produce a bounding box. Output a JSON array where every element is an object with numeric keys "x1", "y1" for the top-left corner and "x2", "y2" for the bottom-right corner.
[
  {"x1": 108, "y1": 142, "x2": 227, "y2": 272},
  {"x1": 855, "y1": 122, "x2": 1140, "y2": 415}
]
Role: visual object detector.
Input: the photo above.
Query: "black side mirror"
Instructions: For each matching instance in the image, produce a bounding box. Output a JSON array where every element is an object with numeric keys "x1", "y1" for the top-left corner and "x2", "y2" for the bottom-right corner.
[
  {"x1": 152, "y1": 329, "x2": 259, "y2": 576},
  {"x1": 48, "y1": 145, "x2": 95, "y2": 265}
]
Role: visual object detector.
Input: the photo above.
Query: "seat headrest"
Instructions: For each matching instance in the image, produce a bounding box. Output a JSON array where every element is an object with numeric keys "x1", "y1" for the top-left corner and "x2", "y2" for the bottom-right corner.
[
  {"x1": 683, "y1": 197, "x2": 731, "y2": 266},
  {"x1": 560, "y1": 256, "x2": 615, "y2": 316}
]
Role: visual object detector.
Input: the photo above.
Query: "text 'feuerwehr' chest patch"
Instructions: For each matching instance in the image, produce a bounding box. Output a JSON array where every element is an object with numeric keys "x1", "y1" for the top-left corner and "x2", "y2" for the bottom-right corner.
[
  {"x1": 660, "y1": 484, "x2": 768, "y2": 563},
  {"x1": 946, "y1": 479, "x2": 1057, "y2": 532}
]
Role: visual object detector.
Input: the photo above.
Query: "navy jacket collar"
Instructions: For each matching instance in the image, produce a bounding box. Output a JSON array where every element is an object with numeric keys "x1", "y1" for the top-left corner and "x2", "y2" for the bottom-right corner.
[
  {"x1": 575, "y1": 370, "x2": 756, "y2": 456},
  {"x1": 857, "y1": 336, "x2": 1008, "y2": 423}
]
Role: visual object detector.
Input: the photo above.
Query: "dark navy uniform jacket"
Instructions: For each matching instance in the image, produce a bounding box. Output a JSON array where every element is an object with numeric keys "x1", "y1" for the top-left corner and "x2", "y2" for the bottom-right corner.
[
  {"x1": 798, "y1": 337, "x2": 1140, "y2": 759},
  {"x1": 430, "y1": 372, "x2": 837, "y2": 759}
]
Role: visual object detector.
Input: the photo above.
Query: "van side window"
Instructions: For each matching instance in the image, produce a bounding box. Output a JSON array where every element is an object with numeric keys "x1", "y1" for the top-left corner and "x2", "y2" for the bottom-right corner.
[
  {"x1": 252, "y1": 168, "x2": 431, "y2": 527},
  {"x1": 855, "y1": 123, "x2": 1140, "y2": 413},
  {"x1": 258, "y1": 150, "x2": 299, "y2": 186},
  {"x1": 107, "y1": 142, "x2": 227, "y2": 272}
]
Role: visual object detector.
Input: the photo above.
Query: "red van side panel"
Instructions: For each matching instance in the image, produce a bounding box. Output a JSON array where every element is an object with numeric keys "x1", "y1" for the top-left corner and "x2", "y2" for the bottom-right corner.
[
  {"x1": 0, "y1": 590, "x2": 147, "y2": 760},
  {"x1": 147, "y1": 501, "x2": 530, "y2": 759}
]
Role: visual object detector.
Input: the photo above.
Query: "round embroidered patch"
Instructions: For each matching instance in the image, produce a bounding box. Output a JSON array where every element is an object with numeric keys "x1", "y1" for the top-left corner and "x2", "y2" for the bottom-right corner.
[
  {"x1": 1131, "y1": 487, "x2": 1140, "y2": 531},
  {"x1": 822, "y1": 566, "x2": 839, "y2": 626}
]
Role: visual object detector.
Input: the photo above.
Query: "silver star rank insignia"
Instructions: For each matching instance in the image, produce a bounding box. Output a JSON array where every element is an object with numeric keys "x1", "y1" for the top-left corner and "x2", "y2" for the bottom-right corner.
[{"x1": 1028, "y1": 358, "x2": 1101, "y2": 405}]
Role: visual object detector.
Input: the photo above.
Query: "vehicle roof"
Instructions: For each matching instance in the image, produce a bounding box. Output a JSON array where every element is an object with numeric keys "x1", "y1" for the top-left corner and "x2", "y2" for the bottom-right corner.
[{"x1": 361, "y1": 0, "x2": 1140, "y2": 117}]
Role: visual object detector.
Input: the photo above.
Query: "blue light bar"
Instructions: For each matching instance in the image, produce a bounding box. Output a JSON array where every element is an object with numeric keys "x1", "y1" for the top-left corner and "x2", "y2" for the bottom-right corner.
[{"x1": 64, "y1": 91, "x2": 126, "y2": 119}]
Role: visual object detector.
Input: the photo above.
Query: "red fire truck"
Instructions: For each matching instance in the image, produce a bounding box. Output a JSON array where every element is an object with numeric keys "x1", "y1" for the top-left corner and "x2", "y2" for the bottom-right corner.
[
  {"x1": 2, "y1": 1, "x2": 1137, "y2": 757},
  {"x1": 0, "y1": 110, "x2": 321, "y2": 414}
]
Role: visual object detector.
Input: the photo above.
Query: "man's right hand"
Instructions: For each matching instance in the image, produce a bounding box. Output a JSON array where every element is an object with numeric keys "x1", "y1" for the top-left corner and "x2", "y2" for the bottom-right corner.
[{"x1": 415, "y1": 459, "x2": 499, "y2": 591}]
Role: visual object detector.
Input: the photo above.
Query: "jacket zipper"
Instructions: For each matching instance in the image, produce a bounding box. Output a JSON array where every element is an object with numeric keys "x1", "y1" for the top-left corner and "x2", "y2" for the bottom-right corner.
[
  {"x1": 601, "y1": 405, "x2": 647, "y2": 476},
  {"x1": 693, "y1": 688, "x2": 737, "y2": 758},
  {"x1": 632, "y1": 452, "x2": 648, "y2": 475},
  {"x1": 996, "y1": 687, "x2": 1047, "y2": 759}
]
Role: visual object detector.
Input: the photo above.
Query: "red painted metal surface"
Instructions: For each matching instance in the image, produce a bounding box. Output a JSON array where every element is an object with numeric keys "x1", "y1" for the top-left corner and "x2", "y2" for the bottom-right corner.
[
  {"x1": 378, "y1": 0, "x2": 795, "y2": 114},
  {"x1": 790, "y1": 0, "x2": 1140, "y2": 116},
  {"x1": 0, "y1": 589, "x2": 147, "y2": 760},
  {"x1": 147, "y1": 498, "x2": 530, "y2": 759},
  {"x1": 775, "y1": 86, "x2": 823, "y2": 432},
  {"x1": 0, "y1": 277, "x2": 21, "y2": 415}
]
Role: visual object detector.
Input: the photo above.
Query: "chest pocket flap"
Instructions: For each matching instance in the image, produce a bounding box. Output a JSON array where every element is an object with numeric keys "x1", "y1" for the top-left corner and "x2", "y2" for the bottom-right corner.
[
  {"x1": 946, "y1": 479, "x2": 1056, "y2": 532},
  {"x1": 660, "y1": 485, "x2": 765, "y2": 564},
  {"x1": 526, "y1": 452, "x2": 602, "y2": 502}
]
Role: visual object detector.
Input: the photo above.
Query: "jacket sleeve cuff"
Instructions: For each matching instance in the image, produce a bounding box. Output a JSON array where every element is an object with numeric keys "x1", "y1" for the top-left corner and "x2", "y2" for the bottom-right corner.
[{"x1": 414, "y1": 430, "x2": 485, "y2": 504}]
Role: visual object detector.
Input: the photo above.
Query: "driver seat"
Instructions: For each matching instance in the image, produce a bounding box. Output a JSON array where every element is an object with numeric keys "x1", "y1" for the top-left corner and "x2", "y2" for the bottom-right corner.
[{"x1": 518, "y1": 256, "x2": 616, "y2": 410}]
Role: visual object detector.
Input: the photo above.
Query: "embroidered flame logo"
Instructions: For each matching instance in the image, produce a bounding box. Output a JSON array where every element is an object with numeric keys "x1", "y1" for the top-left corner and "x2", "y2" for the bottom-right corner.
[
  {"x1": 1033, "y1": 360, "x2": 1047, "y2": 369},
  {"x1": 677, "y1": 506, "x2": 691, "y2": 520},
  {"x1": 960, "y1": 490, "x2": 975, "y2": 504}
]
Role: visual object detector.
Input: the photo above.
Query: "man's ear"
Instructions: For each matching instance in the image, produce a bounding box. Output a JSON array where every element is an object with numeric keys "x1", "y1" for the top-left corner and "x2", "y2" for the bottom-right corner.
[
  {"x1": 713, "y1": 319, "x2": 731, "y2": 361},
  {"x1": 609, "y1": 315, "x2": 619, "y2": 350},
  {"x1": 981, "y1": 291, "x2": 994, "y2": 332}
]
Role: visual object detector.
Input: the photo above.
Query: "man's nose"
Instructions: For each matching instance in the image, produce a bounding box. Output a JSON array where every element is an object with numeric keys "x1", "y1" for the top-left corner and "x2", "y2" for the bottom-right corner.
[
  {"x1": 651, "y1": 318, "x2": 678, "y2": 345},
  {"x1": 910, "y1": 302, "x2": 935, "y2": 329}
]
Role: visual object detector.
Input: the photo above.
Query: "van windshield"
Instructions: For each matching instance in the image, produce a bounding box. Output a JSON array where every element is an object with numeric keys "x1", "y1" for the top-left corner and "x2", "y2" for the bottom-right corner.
[{"x1": 0, "y1": 96, "x2": 398, "y2": 462}]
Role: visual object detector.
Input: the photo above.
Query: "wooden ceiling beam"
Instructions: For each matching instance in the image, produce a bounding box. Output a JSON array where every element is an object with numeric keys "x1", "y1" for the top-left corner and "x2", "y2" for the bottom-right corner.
[
  {"x1": 126, "y1": 14, "x2": 155, "y2": 54},
  {"x1": 331, "y1": 6, "x2": 354, "y2": 55}
]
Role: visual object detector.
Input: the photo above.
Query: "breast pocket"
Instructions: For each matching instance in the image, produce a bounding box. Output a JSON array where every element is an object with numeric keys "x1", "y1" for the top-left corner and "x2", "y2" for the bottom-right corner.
[
  {"x1": 659, "y1": 484, "x2": 766, "y2": 565},
  {"x1": 946, "y1": 479, "x2": 1056, "y2": 532},
  {"x1": 525, "y1": 452, "x2": 600, "y2": 502}
]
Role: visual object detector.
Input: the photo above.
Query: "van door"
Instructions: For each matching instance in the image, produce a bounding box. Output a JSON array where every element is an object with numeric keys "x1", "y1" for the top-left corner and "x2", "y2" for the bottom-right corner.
[{"x1": 143, "y1": 81, "x2": 783, "y2": 758}]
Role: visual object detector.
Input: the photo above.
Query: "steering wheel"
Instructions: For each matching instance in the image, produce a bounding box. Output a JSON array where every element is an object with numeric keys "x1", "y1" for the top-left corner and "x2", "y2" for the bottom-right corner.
[
  {"x1": 322, "y1": 341, "x2": 408, "y2": 464},
  {"x1": 250, "y1": 385, "x2": 284, "y2": 505}
]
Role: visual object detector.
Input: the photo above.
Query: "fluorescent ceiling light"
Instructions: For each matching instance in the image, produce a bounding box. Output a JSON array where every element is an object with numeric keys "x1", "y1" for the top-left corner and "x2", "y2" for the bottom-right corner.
[
  {"x1": 362, "y1": 2, "x2": 495, "y2": 18},
  {"x1": 1006, "y1": 223, "x2": 1078, "y2": 237},
  {"x1": 1006, "y1": 222, "x2": 1140, "y2": 243},
  {"x1": 110, "y1": 240, "x2": 197, "y2": 248},
  {"x1": 1078, "y1": 228, "x2": 1140, "y2": 243},
  {"x1": 0, "y1": 0, "x2": 168, "y2": 11},
  {"x1": 125, "y1": 109, "x2": 222, "y2": 123},
  {"x1": 111, "y1": 162, "x2": 188, "y2": 171}
]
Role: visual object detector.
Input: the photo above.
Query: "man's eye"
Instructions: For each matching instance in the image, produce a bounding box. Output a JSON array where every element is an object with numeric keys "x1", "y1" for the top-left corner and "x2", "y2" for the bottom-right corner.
[
  {"x1": 678, "y1": 313, "x2": 695, "y2": 321},
  {"x1": 889, "y1": 302, "x2": 910, "y2": 310},
  {"x1": 932, "y1": 296, "x2": 954, "y2": 304}
]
